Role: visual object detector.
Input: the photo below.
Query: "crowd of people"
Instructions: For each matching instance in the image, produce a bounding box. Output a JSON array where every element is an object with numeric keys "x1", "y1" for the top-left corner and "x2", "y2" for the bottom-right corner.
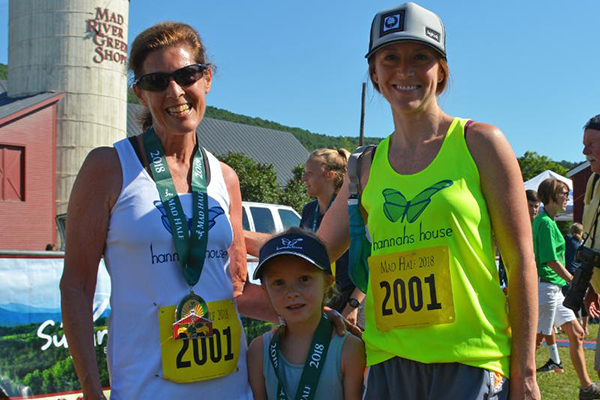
[{"x1": 58, "y1": 2, "x2": 600, "y2": 400}]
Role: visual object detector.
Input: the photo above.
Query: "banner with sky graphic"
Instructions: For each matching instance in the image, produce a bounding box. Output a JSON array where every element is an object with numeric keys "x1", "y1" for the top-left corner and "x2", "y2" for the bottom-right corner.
[{"x1": 0, "y1": 257, "x2": 111, "y2": 399}]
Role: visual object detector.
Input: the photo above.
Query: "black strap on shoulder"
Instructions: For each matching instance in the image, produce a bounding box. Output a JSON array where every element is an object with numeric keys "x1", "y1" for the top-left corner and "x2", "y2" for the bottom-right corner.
[
  {"x1": 128, "y1": 135, "x2": 143, "y2": 163},
  {"x1": 464, "y1": 119, "x2": 474, "y2": 137},
  {"x1": 348, "y1": 145, "x2": 377, "y2": 196},
  {"x1": 128, "y1": 135, "x2": 211, "y2": 185},
  {"x1": 584, "y1": 173, "x2": 600, "y2": 248}
]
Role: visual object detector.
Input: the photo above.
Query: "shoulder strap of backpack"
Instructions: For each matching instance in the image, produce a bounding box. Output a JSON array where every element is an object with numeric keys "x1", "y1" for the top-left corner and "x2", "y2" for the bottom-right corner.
[{"x1": 348, "y1": 145, "x2": 377, "y2": 196}]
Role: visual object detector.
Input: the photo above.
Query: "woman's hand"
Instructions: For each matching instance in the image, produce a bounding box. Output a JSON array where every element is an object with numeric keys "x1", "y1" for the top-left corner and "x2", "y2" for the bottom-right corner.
[
  {"x1": 324, "y1": 307, "x2": 362, "y2": 338},
  {"x1": 341, "y1": 289, "x2": 366, "y2": 327},
  {"x1": 509, "y1": 374, "x2": 541, "y2": 400},
  {"x1": 342, "y1": 304, "x2": 359, "y2": 325},
  {"x1": 585, "y1": 288, "x2": 600, "y2": 318}
]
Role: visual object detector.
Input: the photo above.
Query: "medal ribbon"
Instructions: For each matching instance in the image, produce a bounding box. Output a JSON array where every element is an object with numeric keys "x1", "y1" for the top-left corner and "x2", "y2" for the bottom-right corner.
[
  {"x1": 268, "y1": 313, "x2": 333, "y2": 400},
  {"x1": 311, "y1": 195, "x2": 336, "y2": 232},
  {"x1": 143, "y1": 128, "x2": 209, "y2": 286}
]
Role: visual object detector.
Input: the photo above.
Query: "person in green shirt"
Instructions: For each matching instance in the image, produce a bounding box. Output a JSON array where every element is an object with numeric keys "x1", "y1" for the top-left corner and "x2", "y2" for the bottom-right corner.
[{"x1": 533, "y1": 178, "x2": 600, "y2": 399}]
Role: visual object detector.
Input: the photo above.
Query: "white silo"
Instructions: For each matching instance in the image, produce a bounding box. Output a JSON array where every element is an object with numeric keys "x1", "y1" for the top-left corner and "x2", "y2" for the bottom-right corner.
[{"x1": 7, "y1": 0, "x2": 130, "y2": 214}]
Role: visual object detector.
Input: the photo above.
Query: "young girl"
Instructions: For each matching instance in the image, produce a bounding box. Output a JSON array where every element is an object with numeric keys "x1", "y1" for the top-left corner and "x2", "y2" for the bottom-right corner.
[{"x1": 247, "y1": 227, "x2": 365, "y2": 400}]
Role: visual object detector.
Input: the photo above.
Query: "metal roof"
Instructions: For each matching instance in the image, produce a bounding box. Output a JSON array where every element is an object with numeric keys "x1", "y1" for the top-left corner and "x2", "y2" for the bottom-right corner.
[
  {"x1": 127, "y1": 104, "x2": 308, "y2": 185},
  {"x1": 0, "y1": 86, "x2": 64, "y2": 123},
  {"x1": 567, "y1": 161, "x2": 590, "y2": 178}
]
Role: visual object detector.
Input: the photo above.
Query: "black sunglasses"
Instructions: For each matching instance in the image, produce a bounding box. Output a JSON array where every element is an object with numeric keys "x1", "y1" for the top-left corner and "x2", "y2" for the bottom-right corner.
[{"x1": 134, "y1": 63, "x2": 208, "y2": 92}]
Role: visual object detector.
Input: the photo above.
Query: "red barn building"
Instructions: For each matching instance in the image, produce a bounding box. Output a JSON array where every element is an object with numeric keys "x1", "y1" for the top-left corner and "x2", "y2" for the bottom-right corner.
[
  {"x1": 568, "y1": 161, "x2": 592, "y2": 224},
  {"x1": 0, "y1": 85, "x2": 64, "y2": 250}
]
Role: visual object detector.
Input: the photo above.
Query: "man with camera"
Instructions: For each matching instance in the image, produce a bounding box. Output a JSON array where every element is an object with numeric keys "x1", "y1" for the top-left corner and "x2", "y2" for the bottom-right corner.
[{"x1": 580, "y1": 115, "x2": 600, "y2": 381}]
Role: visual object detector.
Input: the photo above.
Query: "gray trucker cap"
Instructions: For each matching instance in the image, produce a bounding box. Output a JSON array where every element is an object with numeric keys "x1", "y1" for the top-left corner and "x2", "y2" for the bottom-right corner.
[{"x1": 366, "y1": 2, "x2": 446, "y2": 59}]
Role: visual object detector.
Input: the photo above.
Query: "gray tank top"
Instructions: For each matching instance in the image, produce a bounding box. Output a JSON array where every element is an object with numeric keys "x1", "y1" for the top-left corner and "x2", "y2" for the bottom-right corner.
[{"x1": 262, "y1": 330, "x2": 348, "y2": 400}]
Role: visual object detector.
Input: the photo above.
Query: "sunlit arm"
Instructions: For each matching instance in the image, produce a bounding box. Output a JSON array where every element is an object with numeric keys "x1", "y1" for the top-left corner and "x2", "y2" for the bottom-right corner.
[
  {"x1": 244, "y1": 230, "x2": 273, "y2": 257},
  {"x1": 60, "y1": 148, "x2": 121, "y2": 400},
  {"x1": 467, "y1": 122, "x2": 540, "y2": 400},
  {"x1": 318, "y1": 175, "x2": 352, "y2": 263},
  {"x1": 546, "y1": 260, "x2": 573, "y2": 283}
]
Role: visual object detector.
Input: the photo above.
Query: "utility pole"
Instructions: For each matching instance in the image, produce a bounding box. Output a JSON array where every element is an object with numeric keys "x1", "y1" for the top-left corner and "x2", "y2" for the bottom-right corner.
[{"x1": 359, "y1": 82, "x2": 366, "y2": 146}]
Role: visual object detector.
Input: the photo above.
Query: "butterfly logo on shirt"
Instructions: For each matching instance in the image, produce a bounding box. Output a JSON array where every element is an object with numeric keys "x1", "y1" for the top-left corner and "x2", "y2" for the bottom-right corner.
[
  {"x1": 382, "y1": 180, "x2": 453, "y2": 223},
  {"x1": 153, "y1": 201, "x2": 225, "y2": 234}
]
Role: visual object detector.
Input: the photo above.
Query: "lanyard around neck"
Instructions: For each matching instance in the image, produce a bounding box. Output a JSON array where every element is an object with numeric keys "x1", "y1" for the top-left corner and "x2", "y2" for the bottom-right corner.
[
  {"x1": 143, "y1": 128, "x2": 209, "y2": 287},
  {"x1": 311, "y1": 195, "x2": 336, "y2": 232},
  {"x1": 268, "y1": 313, "x2": 333, "y2": 400}
]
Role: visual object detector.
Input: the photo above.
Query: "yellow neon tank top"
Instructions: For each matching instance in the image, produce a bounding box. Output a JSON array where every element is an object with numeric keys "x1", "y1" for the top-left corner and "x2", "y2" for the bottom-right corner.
[{"x1": 361, "y1": 118, "x2": 511, "y2": 376}]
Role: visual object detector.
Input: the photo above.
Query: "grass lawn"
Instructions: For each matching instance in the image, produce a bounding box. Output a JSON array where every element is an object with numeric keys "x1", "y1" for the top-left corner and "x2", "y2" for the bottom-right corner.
[{"x1": 536, "y1": 322, "x2": 599, "y2": 400}]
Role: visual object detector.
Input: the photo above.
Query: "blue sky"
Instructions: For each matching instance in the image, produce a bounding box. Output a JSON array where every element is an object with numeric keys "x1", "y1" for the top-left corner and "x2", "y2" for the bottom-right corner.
[
  {"x1": 0, "y1": 258, "x2": 110, "y2": 312},
  {"x1": 0, "y1": 0, "x2": 598, "y2": 165}
]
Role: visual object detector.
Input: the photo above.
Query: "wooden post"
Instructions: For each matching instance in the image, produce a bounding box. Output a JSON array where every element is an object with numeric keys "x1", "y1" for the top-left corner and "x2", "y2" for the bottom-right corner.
[{"x1": 359, "y1": 82, "x2": 366, "y2": 146}]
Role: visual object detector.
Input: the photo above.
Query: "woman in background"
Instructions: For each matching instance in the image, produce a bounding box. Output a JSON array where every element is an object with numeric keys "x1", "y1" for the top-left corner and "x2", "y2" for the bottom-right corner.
[{"x1": 301, "y1": 148, "x2": 365, "y2": 325}]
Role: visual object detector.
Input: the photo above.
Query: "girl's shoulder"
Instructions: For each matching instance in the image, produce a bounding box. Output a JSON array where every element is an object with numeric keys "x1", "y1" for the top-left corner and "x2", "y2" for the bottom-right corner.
[
  {"x1": 341, "y1": 333, "x2": 364, "y2": 353},
  {"x1": 341, "y1": 333, "x2": 365, "y2": 366},
  {"x1": 340, "y1": 333, "x2": 366, "y2": 399}
]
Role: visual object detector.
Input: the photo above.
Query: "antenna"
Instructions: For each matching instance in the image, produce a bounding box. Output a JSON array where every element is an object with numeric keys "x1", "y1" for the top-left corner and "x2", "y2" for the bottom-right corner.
[{"x1": 359, "y1": 82, "x2": 366, "y2": 146}]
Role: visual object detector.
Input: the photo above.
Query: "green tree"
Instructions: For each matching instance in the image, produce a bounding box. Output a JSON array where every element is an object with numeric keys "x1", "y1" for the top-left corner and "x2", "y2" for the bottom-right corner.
[
  {"x1": 517, "y1": 151, "x2": 568, "y2": 181},
  {"x1": 217, "y1": 152, "x2": 281, "y2": 203},
  {"x1": 127, "y1": 87, "x2": 140, "y2": 104},
  {"x1": 558, "y1": 159, "x2": 579, "y2": 171},
  {"x1": 0, "y1": 63, "x2": 7, "y2": 80},
  {"x1": 22, "y1": 370, "x2": 42, "y2": 394},
  {"x1": 279, "y1": 164, "x2": 311, "y2": 213},
  {"x1": 41, "y1": 369, "x2": 55, "y2": 394}
]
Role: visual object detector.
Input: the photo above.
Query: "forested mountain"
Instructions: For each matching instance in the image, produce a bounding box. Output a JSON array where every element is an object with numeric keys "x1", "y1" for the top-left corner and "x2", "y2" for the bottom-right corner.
[{"x1": 127, "y1": 88, "x2": 380, "y2": 151}]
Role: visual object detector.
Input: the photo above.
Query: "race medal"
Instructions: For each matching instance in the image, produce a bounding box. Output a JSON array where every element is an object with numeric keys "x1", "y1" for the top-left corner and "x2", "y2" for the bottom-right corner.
[
  {"x1": 159, "y1": 300, "x2": 242, "y2": 383},
  {"x1": 369, "y1": 245, "x2": 455, "y2": 331},
  {"x1": 173, "y1": 292, "x2": 213, "y2": 340},
  {"x1": 144, "y1": 128, "x2": 226, "y2": 383}
]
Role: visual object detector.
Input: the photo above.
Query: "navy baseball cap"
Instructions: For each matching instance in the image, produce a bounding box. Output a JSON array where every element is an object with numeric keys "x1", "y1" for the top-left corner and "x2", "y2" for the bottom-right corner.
[
  {"x1": 366, "y1": 2, "x2": 446, "y2": 60},
  {"x1": 253, "y1": 230, "x2": 331, "y2": 281}
]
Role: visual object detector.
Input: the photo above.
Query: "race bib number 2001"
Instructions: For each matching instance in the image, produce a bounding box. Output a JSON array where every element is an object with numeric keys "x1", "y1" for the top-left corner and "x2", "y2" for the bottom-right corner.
[
  {"x1": 158, "y1": 300, "x2": 241, "y2": 383},
  {"x1": 369, "y1": 246, "x2": 455, "y2": 331}
]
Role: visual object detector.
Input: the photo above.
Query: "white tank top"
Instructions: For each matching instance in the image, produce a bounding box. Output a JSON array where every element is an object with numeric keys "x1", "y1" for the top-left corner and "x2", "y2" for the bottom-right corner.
[{"x1": 104, "y1": 138, "x2": 251, "y2": 400}]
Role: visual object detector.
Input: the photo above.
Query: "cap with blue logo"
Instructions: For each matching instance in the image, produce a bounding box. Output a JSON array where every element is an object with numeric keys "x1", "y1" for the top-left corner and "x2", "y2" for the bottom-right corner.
[
  {"x1": 253, "y1": 231, "x2": 332, "y2": 281},
  {"x1": 366, "y1": 2, "x2": 446, "y2": 60}
]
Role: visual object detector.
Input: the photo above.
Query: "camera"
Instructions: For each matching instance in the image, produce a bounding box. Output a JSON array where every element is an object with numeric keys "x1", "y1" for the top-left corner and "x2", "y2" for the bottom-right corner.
[{"x1": 563, "y1": 245, "x2": 600, "y2": 312}]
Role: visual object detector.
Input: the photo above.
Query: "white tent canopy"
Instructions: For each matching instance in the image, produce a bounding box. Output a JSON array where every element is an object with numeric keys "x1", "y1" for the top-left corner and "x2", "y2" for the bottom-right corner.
[{"x1": 524, "y1": 170, "x2": 573, "y2": 221}]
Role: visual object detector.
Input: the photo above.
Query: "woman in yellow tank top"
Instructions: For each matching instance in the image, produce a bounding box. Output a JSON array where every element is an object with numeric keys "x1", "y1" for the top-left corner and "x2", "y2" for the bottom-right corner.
[{"x1": 318, "y1": 3, "x2": 540, "y2": 400}]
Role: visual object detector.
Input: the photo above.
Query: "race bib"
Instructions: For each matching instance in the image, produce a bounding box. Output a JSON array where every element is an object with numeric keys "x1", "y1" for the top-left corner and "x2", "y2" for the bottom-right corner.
[
  {"x1": 158, "y1": 300, "x2": 241, "y2": 383},
  {"x1": 369, "y1": 245, "x2": 455, "y2": 330}
]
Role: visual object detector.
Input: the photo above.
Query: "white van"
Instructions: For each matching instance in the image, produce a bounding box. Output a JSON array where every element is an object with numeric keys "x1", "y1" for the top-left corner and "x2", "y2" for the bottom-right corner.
[
  {"x1": 241, "y1": 202, "x2": 302, "y2": 284},
  {"x1": 241, "y1": 201, "x2": 301, "y2": 234}
]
